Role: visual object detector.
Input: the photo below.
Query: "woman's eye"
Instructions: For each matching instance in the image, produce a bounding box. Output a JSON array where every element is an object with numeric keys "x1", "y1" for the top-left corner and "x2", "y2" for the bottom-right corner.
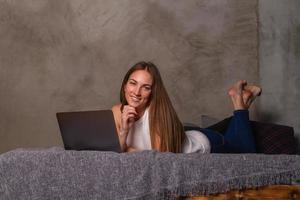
[
  {"x1": 129, "y1": 81, "x2": 136, "y2": 85},
  {"x1": 144, "y1": 87, "x2": 151, "y2": 91}
]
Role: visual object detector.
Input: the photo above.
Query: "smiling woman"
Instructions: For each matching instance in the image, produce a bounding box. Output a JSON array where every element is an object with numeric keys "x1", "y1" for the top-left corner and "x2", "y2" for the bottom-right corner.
[
  {"x1": 111, "y1": 61, "x2": 261, "y2": 154},
  {"x1": 123, "y1": 70, "x2": 153, "y2": 114},
  {"x1": 112, "y1": 61, "x2": 186, "y2": 153}
]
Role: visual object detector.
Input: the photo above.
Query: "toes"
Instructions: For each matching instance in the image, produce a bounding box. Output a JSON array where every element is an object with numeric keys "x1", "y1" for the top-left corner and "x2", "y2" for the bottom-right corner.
[
  {"x1": 228, "y1": 81, "x2": 261, "y2": 110},
  {"x1": 235, "y1": 80, "x2": 247, "y2": 95},
  {"x1": 255, "y1": 87, "x2": 262, "y2": 96},
  {"x1": 245, "y1": 85, "x2": 262, "y2": 97},
  {"x1": 228, "y1": 80, "x2": 247, "y2": 96}
]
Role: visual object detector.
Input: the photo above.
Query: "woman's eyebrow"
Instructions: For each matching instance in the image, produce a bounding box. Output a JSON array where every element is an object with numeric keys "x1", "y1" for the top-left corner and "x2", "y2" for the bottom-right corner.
[
  {"x1": 129, "y1": 78, "x2": 152, "y2": 86},
  {"x1": 128, "y1": 79, "x2": 137, "y2": 82}
]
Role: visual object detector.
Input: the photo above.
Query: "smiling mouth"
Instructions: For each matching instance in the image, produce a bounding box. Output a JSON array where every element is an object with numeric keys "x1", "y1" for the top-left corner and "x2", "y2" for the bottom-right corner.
[{"x1": 130, "y1": 96, "x2": 141, "y2": 102}]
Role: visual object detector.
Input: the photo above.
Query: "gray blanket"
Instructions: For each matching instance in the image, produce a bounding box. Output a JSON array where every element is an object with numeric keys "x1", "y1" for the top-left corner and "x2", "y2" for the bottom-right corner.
[{"x1": 0, "y1": 147, "x2": 300, "y2": 200}]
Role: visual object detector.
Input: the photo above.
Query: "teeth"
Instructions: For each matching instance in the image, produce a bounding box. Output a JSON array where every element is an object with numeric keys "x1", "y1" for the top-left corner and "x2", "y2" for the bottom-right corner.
[{"x1": 131, "y1": 97, "x2": 140, "y2": 102}]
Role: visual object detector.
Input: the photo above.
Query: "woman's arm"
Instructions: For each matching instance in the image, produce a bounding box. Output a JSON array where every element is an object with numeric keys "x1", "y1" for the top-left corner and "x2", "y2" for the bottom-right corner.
[
  {"x1": 112, "y1": 104, "x2": 127, "y2": 151},
  {"x1": 126, "y1": 147, "x2": 138, "y2": 152},
  {"x1": 112, "y1": 104, "x2": 138, "y2": 152}
]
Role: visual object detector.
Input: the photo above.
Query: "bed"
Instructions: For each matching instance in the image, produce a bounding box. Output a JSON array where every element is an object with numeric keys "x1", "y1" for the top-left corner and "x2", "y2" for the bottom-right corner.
[{"x1": 0, "y1": 147, "x2": 299, "y2": 199}]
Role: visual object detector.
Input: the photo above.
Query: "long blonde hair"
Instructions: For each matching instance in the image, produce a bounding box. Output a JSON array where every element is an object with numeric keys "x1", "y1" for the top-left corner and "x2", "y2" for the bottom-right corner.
[{"x1": 120, "y1": 61, "x2": 185, "y2": 153}]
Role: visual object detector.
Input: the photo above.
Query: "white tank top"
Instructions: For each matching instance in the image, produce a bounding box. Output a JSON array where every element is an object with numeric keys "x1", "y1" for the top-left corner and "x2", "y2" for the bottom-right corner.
[
  {"x1": 126, "y1": 108, "x2": 152, "y2": 150},
  {"x1": 126, "y1": 108, "x2": 211, "y2": 153}
]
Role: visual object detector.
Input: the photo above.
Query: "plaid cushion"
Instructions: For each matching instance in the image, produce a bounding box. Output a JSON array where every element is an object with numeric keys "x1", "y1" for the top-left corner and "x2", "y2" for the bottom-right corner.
[
  {"x1": 205, "y1": 118, "x2": 297, "y2": 154},
  {"x1": 251, "y1": 121, "x2": 297, "y2": 154}
]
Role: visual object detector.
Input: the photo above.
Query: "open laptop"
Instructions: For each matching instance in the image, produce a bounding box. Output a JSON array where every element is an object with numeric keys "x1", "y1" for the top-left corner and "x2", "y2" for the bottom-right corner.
[{"x1": 56, "y1": 110, "x2": 122, "y2": 153}]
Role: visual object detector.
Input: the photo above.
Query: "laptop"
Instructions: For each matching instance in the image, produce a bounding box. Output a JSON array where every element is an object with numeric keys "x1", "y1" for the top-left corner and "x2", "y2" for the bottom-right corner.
[{"x1": 56, "y1": 110, "x2": 122, "y2": 153}]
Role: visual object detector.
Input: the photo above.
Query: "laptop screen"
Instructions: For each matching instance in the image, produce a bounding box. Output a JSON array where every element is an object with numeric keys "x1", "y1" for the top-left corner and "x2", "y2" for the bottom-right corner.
[{"x1": 56, "y1": 110, "x2": 121, "y2": 153}]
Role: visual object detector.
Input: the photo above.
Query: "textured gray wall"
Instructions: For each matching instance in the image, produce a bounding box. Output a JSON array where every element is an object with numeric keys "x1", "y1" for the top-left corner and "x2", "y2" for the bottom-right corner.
[
  {"x1": 259, "y1": 0, "x2": 300, "y2": 152},
  {"x1": 0, "y1": 0, "x2": 259, "y2": 153}
]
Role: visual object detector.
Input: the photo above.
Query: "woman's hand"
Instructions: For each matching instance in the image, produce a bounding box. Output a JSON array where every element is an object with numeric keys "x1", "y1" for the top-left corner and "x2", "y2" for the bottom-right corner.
[
  {"x1": 117, "y1": 105, "x2": 137, "y2": 152},
  {"x1": 120, "y1": 105, "x2": 137, "y2": 135}
]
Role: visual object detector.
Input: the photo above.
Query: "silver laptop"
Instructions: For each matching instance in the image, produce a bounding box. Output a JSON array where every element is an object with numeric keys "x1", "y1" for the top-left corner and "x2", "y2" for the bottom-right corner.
[{"x1": 56, "y1": 110, "x2": 121, "y2": 153}]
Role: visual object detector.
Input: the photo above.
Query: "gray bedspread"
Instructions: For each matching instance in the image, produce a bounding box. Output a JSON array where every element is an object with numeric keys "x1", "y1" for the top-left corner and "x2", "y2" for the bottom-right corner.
[{"x1": 0, "y1": 147, "x2": 300, "y2": 199}]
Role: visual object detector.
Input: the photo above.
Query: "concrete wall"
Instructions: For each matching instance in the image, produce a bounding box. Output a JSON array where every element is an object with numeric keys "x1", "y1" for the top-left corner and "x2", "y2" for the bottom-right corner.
[
  {"x1": 258, "y1": 0, "x2": 300, "y2": 152},
  {"x1": 0, "y1": 0, "x2": 258, "y2": 153}
]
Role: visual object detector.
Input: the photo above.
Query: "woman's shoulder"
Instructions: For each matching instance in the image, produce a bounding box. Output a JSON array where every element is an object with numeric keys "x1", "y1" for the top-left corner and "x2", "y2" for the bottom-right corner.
[
  {"x1": 111, "y1": 104, "x2": 122, "y2": 118},
  {"x1": 111, "y1": 104, "x2": 122, "y2": 112}
]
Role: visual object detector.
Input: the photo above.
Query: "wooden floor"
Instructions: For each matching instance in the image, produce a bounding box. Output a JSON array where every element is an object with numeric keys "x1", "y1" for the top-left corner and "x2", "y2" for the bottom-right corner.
[{"x1": 185, "y1": 185, "x2": 300, "y2": 200}]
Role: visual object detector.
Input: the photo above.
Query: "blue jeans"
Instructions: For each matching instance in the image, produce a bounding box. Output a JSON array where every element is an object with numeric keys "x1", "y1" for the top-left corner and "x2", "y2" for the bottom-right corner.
[{"x1": 185, "y1": 110, "x2": 256, "y2": 153}]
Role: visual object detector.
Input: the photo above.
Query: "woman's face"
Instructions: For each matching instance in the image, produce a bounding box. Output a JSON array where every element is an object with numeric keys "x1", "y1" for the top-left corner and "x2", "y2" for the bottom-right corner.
[{"x1": 124, "y1": 69, "x2": 153, "y2": 111}]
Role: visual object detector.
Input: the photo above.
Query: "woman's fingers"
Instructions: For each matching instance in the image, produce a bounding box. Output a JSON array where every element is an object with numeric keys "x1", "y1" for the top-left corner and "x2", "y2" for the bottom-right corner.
[
  {"x1": 122, "y1": 108, "x2": 137, "y2": 120},
  {"x1": 121, "y1": 105, "x2": 137, "y2": 131},
  {"x1": 122, "y1": 105, "x2": 137, "y2": 115},
  {"x1": 127, "y1": 114, "x2": 136, "y2": 121}
]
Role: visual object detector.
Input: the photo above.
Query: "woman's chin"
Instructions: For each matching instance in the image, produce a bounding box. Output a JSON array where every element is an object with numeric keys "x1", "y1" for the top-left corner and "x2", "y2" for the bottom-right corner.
[
  {"x1": 128, "y1": 101, "x2": 140, "y2": 108},
  {"x1": 128, "y1": 102, "x2": 147, "y2": 110}
]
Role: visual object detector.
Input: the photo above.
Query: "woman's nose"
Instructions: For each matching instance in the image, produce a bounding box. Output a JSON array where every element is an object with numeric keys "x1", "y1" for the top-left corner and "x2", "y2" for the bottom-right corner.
[{"x1": 133, "y1": 86, "x2": 141, "y2": 96}]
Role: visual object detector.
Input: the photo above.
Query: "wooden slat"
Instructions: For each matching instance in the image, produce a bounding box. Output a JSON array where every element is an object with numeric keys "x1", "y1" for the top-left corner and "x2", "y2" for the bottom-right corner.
[{"x1": 185, "y1": 185, "x2": 300, "y2": 200}]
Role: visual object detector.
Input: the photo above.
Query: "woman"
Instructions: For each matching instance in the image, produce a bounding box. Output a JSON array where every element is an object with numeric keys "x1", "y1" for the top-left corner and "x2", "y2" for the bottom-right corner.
[{"x1": 112, "y1": 61, "x2": 262, "y2": 153}]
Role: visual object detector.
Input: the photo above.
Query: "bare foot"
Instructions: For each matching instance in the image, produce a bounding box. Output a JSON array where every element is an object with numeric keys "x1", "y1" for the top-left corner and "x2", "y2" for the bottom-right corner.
[
  {"x1": 243, "y1": 85, "x2": 262, "y2": 108},
  {"x1": 228, "y1": 81, "x2": 262, "y2": 110},
  {"x1": 228, "y1": 80, "x2": 248, "y2": 110}
]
